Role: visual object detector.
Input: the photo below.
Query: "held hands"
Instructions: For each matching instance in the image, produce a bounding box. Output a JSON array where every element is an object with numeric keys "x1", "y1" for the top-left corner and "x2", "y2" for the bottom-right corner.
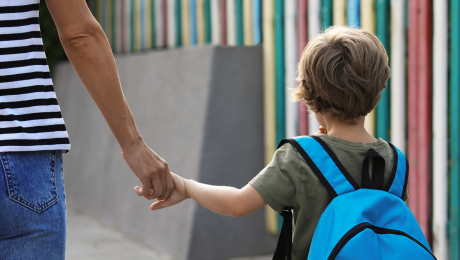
[
  {"x1": 135, "y1": 126, "x2": 327, "y2": 207},
  {"x1": 150, "y1": 173, "x2": 189, "y2": 210},
  {"x1": 121, "y1": 140, "x2": 174, "y2": 200}
]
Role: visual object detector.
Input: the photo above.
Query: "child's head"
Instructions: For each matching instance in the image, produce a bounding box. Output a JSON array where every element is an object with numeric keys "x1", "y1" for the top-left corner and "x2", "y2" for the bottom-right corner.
[{"x1": 293, "y1": 26, "x2": 390, "y2": 124}]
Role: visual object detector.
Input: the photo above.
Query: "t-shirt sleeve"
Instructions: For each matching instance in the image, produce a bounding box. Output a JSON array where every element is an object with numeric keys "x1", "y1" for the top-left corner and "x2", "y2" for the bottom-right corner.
[{"x1": 249, "y1": 143, "x2": 302, "y2": 212}]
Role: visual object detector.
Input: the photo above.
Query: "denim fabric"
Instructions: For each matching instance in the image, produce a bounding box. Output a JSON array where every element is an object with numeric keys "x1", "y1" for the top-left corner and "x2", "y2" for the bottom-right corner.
[{"x1": 0, "y1": 150, "x2": 66, "y2": 260}]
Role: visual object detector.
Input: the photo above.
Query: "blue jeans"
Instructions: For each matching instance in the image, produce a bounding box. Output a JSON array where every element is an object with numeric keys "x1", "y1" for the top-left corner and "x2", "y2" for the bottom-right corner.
[{"x1": 0, "y1": 150, "x2": 66, "y2": 260}]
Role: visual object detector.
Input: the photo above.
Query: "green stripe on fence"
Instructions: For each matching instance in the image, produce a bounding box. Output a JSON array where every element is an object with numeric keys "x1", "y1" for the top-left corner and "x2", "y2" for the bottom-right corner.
[
  {"x1": 450, "y1": 0, "x2": 460, "y2": 258},
  {"x1": 376, "y1": 0, "x2": 390, "y2": 141},
  {"x1": 321, "y1": 0, "x2": 333, "y2": 29}
]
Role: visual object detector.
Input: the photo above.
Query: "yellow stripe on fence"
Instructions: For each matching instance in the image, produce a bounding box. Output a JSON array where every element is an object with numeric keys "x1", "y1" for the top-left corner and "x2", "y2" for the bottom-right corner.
[
  {"x1": 181, "y1": 0, "x2": 190, "y2": 46},
  {"x1": 333, "y1": 0, "x2": 346, "y2": 26},
  {"x1": 243, "y1": 0, "x2": 253, "y2": 45},
  {"x1": 262, "y1": 0, "x2": 277, "y2": 235},
  {"x1": 361, "y1": 0, "x2": 376, "y2": 136}
]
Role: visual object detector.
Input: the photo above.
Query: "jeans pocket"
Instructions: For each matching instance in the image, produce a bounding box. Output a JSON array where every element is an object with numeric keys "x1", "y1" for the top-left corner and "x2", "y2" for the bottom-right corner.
[{"x1": 0, "y1": 151, "x2": 59, "y2": 213}]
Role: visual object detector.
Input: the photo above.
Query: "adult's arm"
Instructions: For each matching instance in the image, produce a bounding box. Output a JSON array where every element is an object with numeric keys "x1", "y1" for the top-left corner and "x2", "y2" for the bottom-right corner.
[{"x1": 44, "y1": 0, "x2": 173, "y2": 200}]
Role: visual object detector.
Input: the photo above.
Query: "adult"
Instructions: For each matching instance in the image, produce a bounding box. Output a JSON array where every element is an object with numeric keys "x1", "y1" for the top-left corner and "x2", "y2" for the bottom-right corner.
[{"x1": 0, "y1": 0, "x2": 173, "y2": 258}]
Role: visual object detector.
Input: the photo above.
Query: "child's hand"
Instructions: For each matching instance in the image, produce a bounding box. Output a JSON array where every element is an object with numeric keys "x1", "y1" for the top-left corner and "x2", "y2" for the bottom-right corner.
[
  {"x1": 150, "y1": 173, "x2": 189, "y2": 211},
  {"x1": 313, "y1": 126, "x2": 328, "y2": 135}
]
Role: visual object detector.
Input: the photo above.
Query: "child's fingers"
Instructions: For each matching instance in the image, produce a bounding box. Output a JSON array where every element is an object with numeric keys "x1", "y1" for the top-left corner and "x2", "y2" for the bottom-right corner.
[{"x1": 150, "y1": 199, "x2": 172, "y2": 211}]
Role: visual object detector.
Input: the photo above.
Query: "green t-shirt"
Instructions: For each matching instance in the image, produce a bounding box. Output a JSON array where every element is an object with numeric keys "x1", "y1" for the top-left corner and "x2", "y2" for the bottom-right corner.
[{"x1": 249, "y1": 134, "x2": 408, "y2": 260}]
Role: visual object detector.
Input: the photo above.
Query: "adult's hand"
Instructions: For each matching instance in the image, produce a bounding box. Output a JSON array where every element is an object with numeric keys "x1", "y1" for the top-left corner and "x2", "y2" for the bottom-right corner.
[
  {"x1": 122, "y1": 141, "x2": 174, "y2": 200},
  {"x1": 45, "y1": 0, "x2": 174, "y2": 199}
]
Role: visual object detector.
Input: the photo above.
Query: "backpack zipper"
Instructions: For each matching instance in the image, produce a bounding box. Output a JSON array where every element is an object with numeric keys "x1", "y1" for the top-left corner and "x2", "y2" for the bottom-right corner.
[{"x1": 327, "y1": 222, "x2": 437, "y2": 260}]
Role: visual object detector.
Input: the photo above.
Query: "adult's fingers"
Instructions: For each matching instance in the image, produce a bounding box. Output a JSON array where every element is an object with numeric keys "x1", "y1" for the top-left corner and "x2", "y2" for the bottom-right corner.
[
  {"x1": 158, "y1": 163, "x2": 168, "y2": 197},
  {"x1": 135, "y1": 179, "x2": 153, "y2": 196},
  {"x1": 147, "y1": 169, "x2": 164, "y2": 200},
  {"x1": 158, "y1": 164, "x2": 174, "y2": 201}
]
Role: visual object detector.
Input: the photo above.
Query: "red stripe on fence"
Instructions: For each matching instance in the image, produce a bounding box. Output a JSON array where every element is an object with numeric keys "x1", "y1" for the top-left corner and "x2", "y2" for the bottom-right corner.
[
  {"x1": 297, "y1": 0, "x2": 308, "y2": 136},
  {"x1": 121, "y1": 0, "x2": 126, "y2": 52},
  {"x1": 163, "y1": 0, "x2": 168, "y2": 47},
  {"x1": 408, "y1": 0, "x2": 432, "y2": 243},
  {"x1": 221, "y1": 0, "x2": 227, "y2": 45},
  {"x1": 417, "y1": 0, "x2": 432, "y2": 243}
]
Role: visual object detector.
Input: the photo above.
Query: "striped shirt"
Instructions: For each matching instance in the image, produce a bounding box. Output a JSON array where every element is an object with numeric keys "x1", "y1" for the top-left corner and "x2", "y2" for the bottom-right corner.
[{"x1": 0, "y1": 0, "x2": 70, "y2": 152}]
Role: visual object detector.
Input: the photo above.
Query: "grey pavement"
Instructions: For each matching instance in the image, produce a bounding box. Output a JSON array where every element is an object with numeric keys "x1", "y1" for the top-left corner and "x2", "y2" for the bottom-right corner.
[{"x1": 66, "y1": 207, "x2": 272, "y2": 260}]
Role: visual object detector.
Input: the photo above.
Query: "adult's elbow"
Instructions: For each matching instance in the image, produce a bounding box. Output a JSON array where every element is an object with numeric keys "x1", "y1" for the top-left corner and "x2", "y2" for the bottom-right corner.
[{"x1": 60, "y1": 22, "x2": 105, "y2": 51}]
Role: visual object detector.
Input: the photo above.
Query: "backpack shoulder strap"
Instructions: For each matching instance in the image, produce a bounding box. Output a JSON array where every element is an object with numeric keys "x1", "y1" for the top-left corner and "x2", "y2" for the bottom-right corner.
[
  {"x1": 272, "y1": 207, "x2": 293, "y2": 260},
  {"x1": 279, "y1": 136, "x2": 359, "y2": 198},
  {"x1": 273, "y1": 136, "x2": 360, "y2": 260},
  {"x1": 384, "y1": 143, "x2": 408, "y2": 199}
]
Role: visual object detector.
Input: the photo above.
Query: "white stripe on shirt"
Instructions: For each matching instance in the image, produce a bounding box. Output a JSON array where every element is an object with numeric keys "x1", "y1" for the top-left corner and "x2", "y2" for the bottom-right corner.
[
  {"x1": 0, "y1": 38, "x2": 43, "y2": 49},
  {"x1": 0, "y1": 0, "x2": 40, "y2": 7},
  {"x1": 0, "y1": 78, "x2": 53, "y2": 90},
  {"x1": 0, "y1": 24, "x2": 40, "y2": 35},
  {"x1": 0, "y1": 105, "x2": 61, "y2": 116},
  {"x1": 0, "y1": 52, "x2": 47, "y2": 63},
  {"x1": 0, "y1": 144, "x2": 71, "y2": 152},
  {"x1": 0, "y1": 78, "x2": 53, "y2": 89},
  {"x1": 0, "y1": 118, "x2": 66, "y2": 128},
  {"x1": 0, "y1": 11, "x2": 38, "y2": 21},
  {"x1": 0, "y1": 131, "x2": 69, "y2": 141},
  {"x1": 0, "y1": 91, "x2": 57, "y2": 103},
  {"x1": 0, "y1": 65, "x2": 49, "y2": 76}
]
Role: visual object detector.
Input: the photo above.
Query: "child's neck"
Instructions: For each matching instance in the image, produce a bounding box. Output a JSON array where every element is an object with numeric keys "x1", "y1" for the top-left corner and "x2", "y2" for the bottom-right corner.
[{"x1": 320, "y1": 115, "x2": 377, "y2": 143}]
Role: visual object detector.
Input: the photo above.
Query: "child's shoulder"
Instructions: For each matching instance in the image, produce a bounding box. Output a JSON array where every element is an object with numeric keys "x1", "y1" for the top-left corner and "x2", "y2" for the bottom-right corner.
[
  {"x1": 316, "y1": 134, "x2": 391, "y2": 152},
  {"x1": 282, "y1": 134, "x2": 395, "y2": 170}
]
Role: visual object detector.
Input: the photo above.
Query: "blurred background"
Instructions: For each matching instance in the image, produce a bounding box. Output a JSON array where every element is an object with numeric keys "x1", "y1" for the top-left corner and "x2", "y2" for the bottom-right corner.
[{"x1": 40, "y1": 0, "x2": 458, "y2": 259}]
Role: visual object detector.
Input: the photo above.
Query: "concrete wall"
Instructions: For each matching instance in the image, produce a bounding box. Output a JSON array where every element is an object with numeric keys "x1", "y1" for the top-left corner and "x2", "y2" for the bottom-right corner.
[{"x1": 54, "y1": 46, "x2": 277, "y2": 260}]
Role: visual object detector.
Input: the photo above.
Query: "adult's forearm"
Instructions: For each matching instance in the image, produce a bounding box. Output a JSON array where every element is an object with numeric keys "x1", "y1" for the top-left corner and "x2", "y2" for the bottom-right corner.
[
  {"x1": 60, "y1": 24, "x2": 141, "y2": 149},
  {"x1": 45, "y1": 0, "x2": 174, "y2": 199}
]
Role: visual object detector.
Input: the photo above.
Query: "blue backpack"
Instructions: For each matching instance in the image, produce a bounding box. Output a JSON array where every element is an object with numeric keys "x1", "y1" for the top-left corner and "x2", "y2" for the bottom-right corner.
[{"x1": 272, "y1": 136, "x2": 436, "y2": 260}]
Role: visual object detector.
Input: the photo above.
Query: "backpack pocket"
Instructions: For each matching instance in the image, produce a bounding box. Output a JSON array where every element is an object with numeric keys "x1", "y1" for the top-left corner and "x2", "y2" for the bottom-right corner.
[
  {"x1": 1, "y1": 151, "x2": 59, "y2": 213},
  {"x1": 330, "y1": 222, "x2": 436, "y2": 260}
]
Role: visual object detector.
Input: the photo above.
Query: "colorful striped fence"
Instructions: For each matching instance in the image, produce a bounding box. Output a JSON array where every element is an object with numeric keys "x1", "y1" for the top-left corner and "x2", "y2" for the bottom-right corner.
[{"x1": 88, "y1": 1, "x2": 459, "y2": 258}]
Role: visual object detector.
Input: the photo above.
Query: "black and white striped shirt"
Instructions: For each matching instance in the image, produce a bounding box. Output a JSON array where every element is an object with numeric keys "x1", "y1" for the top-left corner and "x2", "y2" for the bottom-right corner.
[{"x1": 0, "y1": 0, "x2": 70, "y2": 152}]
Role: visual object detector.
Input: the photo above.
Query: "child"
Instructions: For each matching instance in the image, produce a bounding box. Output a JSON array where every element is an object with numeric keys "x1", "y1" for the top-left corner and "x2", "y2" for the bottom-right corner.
[{"x1": 150, "y1": 26, "x2": 403, "y2": 259}]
